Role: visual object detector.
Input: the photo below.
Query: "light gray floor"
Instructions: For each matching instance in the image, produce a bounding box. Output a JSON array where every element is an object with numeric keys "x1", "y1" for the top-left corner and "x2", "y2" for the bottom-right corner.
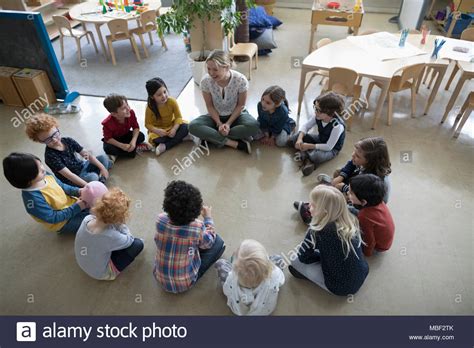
[{"x1": 0, "y1": 9, "x2": 472, "y2": 315}]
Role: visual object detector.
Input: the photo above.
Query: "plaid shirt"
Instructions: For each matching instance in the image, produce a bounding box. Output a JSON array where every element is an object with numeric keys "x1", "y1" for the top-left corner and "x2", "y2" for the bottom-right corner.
[{"x1": 153, "y1": 213, "x2": 216, "y2": 293}]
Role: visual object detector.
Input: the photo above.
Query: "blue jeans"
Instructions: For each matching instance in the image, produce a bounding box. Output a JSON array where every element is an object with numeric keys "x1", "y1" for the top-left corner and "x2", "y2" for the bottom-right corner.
[
  {"x1": 58, "y1": 210, "x2": 89, "y2": 234},
  {"x1": 79, "y1": 155, "x2": 112, "y2": 182},
  {"x1": 198, "y1": 234, "x2": 225, "y2": 279}
]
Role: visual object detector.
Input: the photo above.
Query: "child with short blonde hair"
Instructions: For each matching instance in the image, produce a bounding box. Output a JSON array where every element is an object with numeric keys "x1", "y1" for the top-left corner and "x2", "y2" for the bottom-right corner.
[
  {"x1": 75, "y1": 187, "x2": 144, "y2": 280},
  {"x1": 289, "y1": 185, "x2": 368, "y2": 296},
  {"x1": 215, "y1": 239, "x2": 285, "y2": 316}
]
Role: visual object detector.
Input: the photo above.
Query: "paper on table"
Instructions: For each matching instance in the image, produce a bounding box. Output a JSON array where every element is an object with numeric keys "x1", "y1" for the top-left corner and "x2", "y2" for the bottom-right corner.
[
  {"x1": 103, "y1": 11, "x2": 133, "y2": 19},
  {"x1": 347, "y1": 32, "x2": 427, "y2": 61},
  {"x1": 436, "y1": 36, "x2": 474, "y2": 62}
]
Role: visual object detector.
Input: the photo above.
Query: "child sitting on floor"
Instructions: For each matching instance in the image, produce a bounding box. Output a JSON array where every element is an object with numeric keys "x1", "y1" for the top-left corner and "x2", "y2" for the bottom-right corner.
[
  {"x1": 75, "y1": 187, "x2": 144, "y2": 280},
  {"x1": 294, "y1": 136, "x2": 392, "y2": 224},
  {"x1": 289, "y1": 185, "x2": 369, "y2": 296},
  {"x1": 154, "y1": 180, "x2": 225, "y2": 294},
  {"x1": 287, "y1": 92, "x2": 346, "y2": 176},
  {"x1": 254, "y1": 86, "x2": 295, "y2": 147},
  {"x1": 102, "y1": 93, "x2": 152, "y2": 162},
  {"x1": 348, "y1": 174, "x2": 395, "y2": 257},
  {"x1": 25, "y1": 113, "x2": 112, "y2": 187},
  {"x1": 145, "y1": 77, "x2": 190, "y2": 156},
  {"x1": 215, "y1": 239, "x2": 285, "y2": 316},
  {"x1": 3, "y1": 152, "x2": 89, "y2": 234}
]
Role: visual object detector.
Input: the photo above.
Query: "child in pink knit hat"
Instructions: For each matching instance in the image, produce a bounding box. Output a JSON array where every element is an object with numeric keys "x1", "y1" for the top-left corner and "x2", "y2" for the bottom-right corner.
[{"x1": 81, "y1": 181, "x2": 108, "y2": 207}]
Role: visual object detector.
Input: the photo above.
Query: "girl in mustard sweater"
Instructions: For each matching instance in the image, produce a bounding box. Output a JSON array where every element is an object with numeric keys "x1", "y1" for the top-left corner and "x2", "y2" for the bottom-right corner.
[{"x1": 145, "y1": 78, "x2": 190, "y2": 156}]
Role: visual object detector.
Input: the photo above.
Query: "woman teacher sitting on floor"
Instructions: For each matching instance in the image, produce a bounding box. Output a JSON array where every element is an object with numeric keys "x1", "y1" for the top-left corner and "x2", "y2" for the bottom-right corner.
[{"x1": 189, "y1": 50, "x2": 259, "y2": 154}]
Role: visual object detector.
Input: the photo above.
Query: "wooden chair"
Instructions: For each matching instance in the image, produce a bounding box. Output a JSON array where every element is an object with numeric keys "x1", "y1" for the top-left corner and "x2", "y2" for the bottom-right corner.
[
  {"x1": 452, "y1": 91, "x2": 473, "y2": 138},
  {"x1": 228, "y1": 31, "x2": 258, "y2": 80},
  {"x1": 106, "y1": 19, "x2": 141, "y2": 66},
  {"x1": 322, "y1": 67, "x2": 362, "y2": 130},
  {"x1": 130, "y1": 9, "x2": 168, "y2": 58},
  {"x1": 53, "y1": 15, "x2": 98, "y2": 63},
  {"x1": 444, "y1": 28, "x2": 474, "y2": 90},
  {"x1": 366, "y1": 63, "x2": 425, "y2": 126},
  {"x1": 303, "y1": 38, "x2": 332, "y2": 93}
]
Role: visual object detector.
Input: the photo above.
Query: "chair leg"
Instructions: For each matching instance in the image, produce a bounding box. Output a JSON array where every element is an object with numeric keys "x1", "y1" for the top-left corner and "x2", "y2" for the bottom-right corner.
[
  {"x1": 159, "y1": 32, "x2": 167, "y2": 50},
  {"x1": 89, "y1": 32, "x2": 99, "y2": 54},
  {"x1": 148, "y1": 31, "x2": 153, "y2": 45},
  {"x1": 427, "y1": 70, "x2": 437, "y2": 89},
  {"x1": 304, "y1": 73, "x2": 317, "y2": 93},
  {"x1": 75, "y1": 37, "x2": 82, "y2": 64},
  {"x1": 445, "y1": 64, "x2": 459, "y2": 91},
  {"x1": 411, "y1": 85, "x2": 417, "y2": 117},
  {"x1": 355, "y1": 76, "x2": 362, "y2": 85},
  {"x1": 366, "y1": 82, "x2": 375, "y2": 108},
  {"x1": 108, "y1": 40, "x2": 116, "y2": 65},
  {"x1": 453, "y1": 106, "x2": 473, "y2": 138},
  {"x1": 387, "y1": 92, "x2": 393, "y2": 126},
  {"x1": 138, "y1": 33, "x2": 149, "y2": 58},
  {"x1": 130, "y1": 37, "x2": 141, "y2": 61},
  {"x1": 422, "y1": 67, "x2": 432, "y2": 84},
  {"x1": 248, "y1": 55, "x2": 252, "y2": 80},
  {"x1": 416, "y1": 66, "x2": 426, "y2": 93},
  {"x1": 59, "y1": 36, "x2": 64, "y2": 60},
  {"x1": 255, "y1": 51, "x2": 258, "y2": 69},
  {"x1": 82, "y1": 23, "x2": 90, "y2": 44}
]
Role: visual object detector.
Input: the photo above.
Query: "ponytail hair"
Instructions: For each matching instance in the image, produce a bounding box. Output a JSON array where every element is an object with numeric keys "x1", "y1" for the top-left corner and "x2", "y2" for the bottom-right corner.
[{"x1": 262, "y1": 85, "x2": 290, "y2": 112}]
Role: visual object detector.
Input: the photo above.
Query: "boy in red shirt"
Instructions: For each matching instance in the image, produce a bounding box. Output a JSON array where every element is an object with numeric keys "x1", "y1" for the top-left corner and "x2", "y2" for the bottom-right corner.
[
  {"x1": 348, "y1": 174, "x2": 395, "y2": 257},
  {"x1": 102, "y1": 94, "x2": 151, "y2": 161}
]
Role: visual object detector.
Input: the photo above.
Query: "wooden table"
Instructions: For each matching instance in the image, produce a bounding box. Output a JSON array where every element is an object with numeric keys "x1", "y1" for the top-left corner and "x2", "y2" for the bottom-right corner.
[
  {"x1": 69, "y1": 0, "x2": 162, "y2": 60},
  {"x1": 440, "y1": 60, "x2": 474, "y2": 123},
  {"x1": 308, "y1": 0, "x2": 364, "y2": 53},
  {"x1": 297, "y1": 33, "x2": 451, "y2": 129}
]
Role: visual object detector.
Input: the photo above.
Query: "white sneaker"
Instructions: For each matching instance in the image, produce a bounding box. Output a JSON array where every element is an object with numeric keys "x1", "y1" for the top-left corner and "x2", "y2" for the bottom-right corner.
[
  {"x1": 108, "y1": 154, "x2": 117, "y2": 164},
  {"x1": 183, "y1": 133, "x2": 194, "y2": 142},
  {"x1": 155, "y1": 143, "x2": 166, "y2": 156},
  {"x1": 317, "y1": 173, "x2": 332, "y2": 184}
]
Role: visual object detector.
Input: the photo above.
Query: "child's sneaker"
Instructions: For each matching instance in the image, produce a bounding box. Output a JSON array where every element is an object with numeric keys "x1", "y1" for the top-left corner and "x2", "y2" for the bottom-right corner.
[
  {"x1": 317, "y1": 173, "x2": 332, "y2": 184},
  {"x1": 237, "y1": 139, "x2": 251, "y2": 154},
  {"x1": 107, "y1": 154, "x2": 117, "y2": 164},
  {"x1": 136, "y1": 143, "x2": 153, "y2": 153},
  {"x1": 288, "y1": 265, "x2": 309, "y2": 280},
  {"x1": 155, "y1": 143, "x2": 166, "y2": 156},
  {"x1": 293, "y1": 201, "x2": 312, "y2": 224},
  {"x1": 183, "y1": 133, "x2": 194, "y2": 142},
  {"x1": 302, "y1": 162, "x2": 316, "y2": 176}
]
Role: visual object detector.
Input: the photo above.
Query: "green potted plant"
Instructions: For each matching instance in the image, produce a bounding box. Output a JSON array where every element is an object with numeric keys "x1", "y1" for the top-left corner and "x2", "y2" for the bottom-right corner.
[{"x1": 157, "y1": 0, "x2": 255, "y2": 84}]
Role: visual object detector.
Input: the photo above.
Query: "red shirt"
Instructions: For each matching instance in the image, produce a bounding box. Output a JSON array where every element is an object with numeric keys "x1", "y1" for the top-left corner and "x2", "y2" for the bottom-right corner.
[
  {"x1": 101, "y1": 109, "x2": 140, "y2": 141},
  {"x1": 359, "y1": 202, "x2": 395, "y2": 257}
]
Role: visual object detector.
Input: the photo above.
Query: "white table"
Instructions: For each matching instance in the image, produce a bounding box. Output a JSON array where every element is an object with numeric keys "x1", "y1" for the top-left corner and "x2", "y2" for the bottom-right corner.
[
  {"x1": 297, "y1": 33, "x2": 451, "y2": 129},
  {"x1": 69, "y1": 0, "x2": 162, "y2": 60}
]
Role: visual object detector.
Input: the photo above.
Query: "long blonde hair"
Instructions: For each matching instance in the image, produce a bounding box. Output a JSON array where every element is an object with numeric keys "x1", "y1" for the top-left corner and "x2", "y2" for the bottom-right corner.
[
  {"x1": 309, "y1": 185, "x2": 362, "y2": 259},
  {"x1": 233, "y1": 239, "x2": 273, "y2": 288}
]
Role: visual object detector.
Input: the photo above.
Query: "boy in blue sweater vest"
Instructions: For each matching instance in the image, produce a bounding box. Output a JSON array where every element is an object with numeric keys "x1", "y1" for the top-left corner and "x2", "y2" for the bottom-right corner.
[{"x1": 287, "y1": 92, "x2": 346, "y2": 176}]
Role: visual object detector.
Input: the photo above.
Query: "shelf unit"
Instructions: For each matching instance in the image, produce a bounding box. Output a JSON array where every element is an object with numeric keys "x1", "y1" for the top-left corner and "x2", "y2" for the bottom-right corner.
[
  {"x1": 426, "y1": 0, "x2": 474, "y2": 37},
  {"x1": 0, "y1": 0, "x2": 85, "y2": 40}
]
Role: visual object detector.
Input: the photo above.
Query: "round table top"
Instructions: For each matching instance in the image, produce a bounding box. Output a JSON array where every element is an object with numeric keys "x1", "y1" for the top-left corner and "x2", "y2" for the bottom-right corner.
[
  {"x1": 303, "y1": 33, "x2": 452, "y2": 80},
  {"x1": 69, "y1": 0, "x2": 162, "y2": 24}
]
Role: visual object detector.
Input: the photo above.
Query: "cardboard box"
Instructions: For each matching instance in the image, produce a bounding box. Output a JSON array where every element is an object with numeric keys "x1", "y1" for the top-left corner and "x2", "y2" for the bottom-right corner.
[
  {"x1": 13, "y1": 69, "x2": 57, "y2": 108},
  {"x1": 0, "y1": 67, "x2": 24, "y2": 107}
]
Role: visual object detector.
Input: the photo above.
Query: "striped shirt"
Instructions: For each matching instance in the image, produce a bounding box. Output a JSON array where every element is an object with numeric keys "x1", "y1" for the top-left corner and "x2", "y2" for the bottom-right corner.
[{"x1": 153, "y1": 213, "x2": 216, "y2": 293}]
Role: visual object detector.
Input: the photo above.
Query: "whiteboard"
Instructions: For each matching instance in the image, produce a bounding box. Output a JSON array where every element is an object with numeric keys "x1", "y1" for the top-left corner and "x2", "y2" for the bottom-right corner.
[{"x1": 398, "y1": 0, "x2": 429, "y2": 30}]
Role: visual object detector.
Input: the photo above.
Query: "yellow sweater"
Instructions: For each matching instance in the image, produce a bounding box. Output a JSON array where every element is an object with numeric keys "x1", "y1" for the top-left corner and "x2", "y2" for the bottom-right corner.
[{"x1": 145, "y1": 97, "x2": 187, "y2": 143}]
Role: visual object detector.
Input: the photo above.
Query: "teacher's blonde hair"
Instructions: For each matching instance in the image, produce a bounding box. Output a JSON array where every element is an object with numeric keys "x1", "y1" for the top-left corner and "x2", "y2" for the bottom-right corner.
[
  {"x1": 309, "y1": 185, "x2": 362, "y2": 259},
  {"x1": 206, "y1": 49, "x2": 234, "y2": 69}
]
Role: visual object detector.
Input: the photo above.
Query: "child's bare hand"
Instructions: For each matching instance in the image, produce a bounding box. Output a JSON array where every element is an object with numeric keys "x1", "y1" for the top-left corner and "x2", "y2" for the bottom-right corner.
[
  {"x1": 295, "y1": 140, "x2": 303, "y2": 150},
  {"x1": 155, "y1": 128, "x2": 169, "y2": 137},
  {"x1": 335, "y1": 182, "x2": 345, "y2": 190},
  {"x1": 77, "y1": 199, "x2": 89, "y2": 210},
  {"x1": 121, "y1": 143, "x2": 131, "y2": 151},
  {"x1": 300, "y1": 143, "x2": 313, "y2": 151},
  {"x1": 201, "y1": 205, "x2": 212, "y2": 218},
  {"x1": 168, "y1": 129, "x2": 177, "y2": 138}
]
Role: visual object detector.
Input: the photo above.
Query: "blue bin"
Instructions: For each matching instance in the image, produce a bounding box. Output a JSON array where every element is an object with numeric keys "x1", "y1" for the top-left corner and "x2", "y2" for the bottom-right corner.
[{"x1": 444, "y1": 13, "x2": 474, "y2": 37}]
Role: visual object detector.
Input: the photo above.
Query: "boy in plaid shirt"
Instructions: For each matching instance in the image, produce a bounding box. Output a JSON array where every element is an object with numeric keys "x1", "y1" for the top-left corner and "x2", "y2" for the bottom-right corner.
[{"x1": 153, "y1": 180, "x2": 225, "y2": 293}]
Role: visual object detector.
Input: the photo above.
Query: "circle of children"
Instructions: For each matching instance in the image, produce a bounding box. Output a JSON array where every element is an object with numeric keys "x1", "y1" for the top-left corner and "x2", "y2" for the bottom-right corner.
[{"x1": 3, "y1": 50, "x2": 395, "y2": 316}]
